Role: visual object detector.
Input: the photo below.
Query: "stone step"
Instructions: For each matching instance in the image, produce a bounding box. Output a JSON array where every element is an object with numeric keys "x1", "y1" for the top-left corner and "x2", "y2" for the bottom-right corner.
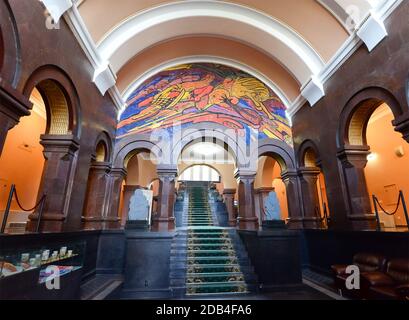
[
  {"x1": 171, "y1": 264, "x2": 256, "y2": 276},
  {"x1": 186, "y1": 281, "x2": 248, "y2": 295},
  {"x1": 186, "y1": 273, "x2": 246, "y2": 284}
]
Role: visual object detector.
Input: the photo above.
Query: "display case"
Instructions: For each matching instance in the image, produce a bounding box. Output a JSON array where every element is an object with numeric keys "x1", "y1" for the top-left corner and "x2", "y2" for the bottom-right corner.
[{"x1": 0, "y1": 241, "x2": 85, "y2": 299}]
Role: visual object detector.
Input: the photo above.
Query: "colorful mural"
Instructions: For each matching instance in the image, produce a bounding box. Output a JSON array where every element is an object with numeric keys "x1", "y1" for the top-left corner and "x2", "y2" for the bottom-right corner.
[{"x1": 117, "y1": 63, "x2": 292, "y2": 145}]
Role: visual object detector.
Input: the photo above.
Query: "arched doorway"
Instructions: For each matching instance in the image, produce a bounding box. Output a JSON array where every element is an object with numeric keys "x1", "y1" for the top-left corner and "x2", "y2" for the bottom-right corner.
[
  {"x1": 0, "y1": 88, "x2": 47, "y2": 232},
  {"x1": 119, "y1": 149, "x2": 158, "y2": 228},
  {"x1": 298, "y1": 143, "x2": 329, "y2": 229},
  {"x1": 178, "y1": 164, "x2": 221, "y2": 183},
  {"x1": 0, "y1": 71, "x2": 79, "y2": 232},
  {"x1": 177, "y1": 138, "x2": 238, "y2": 227},
  {"x1": 82, "y1": 133, "x2": 114, "y2": 230},
  {"x1": 254, "y1": 156, "x2": 288, "y2": 226},
  {"x1": 338, "y1": 90, "x2": 409, "y2": 230},
  {"x1": 364, "y1": 104, "x2": 409, "y2": 230}
]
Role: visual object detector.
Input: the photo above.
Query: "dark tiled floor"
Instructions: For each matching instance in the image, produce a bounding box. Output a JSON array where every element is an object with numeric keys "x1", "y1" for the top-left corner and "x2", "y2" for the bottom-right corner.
[{"x1": 178, "y1": 285, "x2": 333, "y2": 300}]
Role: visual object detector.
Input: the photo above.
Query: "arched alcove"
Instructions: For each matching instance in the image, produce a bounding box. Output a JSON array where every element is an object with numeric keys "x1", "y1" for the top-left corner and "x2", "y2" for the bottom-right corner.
[
  {"x1": 0, "y1": 68, "x2": 80, "y2": 232},
  {"x1": 338, "y1": 87, "x2": 408, "y2": 230}
]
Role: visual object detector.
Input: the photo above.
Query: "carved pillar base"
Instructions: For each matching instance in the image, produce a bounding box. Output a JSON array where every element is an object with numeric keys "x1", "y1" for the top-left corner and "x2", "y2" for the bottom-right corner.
[
  {"x1": 337, "y1": 146, "x2": 376, "y2": 230},
  {"x1": 26, "y1": 213, "x2": 65, "y2": 232},
  {"x1": 152, "y1": 168, "x2": 177, "y2": 231},
  {"x1": 235, "y1": 169, "x2": 258, "y2": 230},
  {"x1": 222, "y1": 189, "x2": 237, "y2": 226}
]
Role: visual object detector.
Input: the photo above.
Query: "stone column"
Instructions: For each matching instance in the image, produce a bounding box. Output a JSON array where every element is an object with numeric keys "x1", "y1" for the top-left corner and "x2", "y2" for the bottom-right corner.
[
  {"x1": 27, "y1": 134, "x2": 79, "y2": 232},
  {"x1": 235, "y1": 169, "x2": 258, "y2": 230},
  {"x1": 0, "y1": 81, "x2": 31, "y2": 155},
  {"x1": 222, "y1": 188, "x2": 237, "y2": 226},
  {"x1": 337, "y1": 146, "x2": 376, "y2": 230},
  {"x1": 281, "y1": 169, "x2": 303, "y2": 229},
  {"x1": 105, "y1": 168, "x2": 127, "y2": 229},
  {"x1": 298, "y1": 167, "x2": 323, "y2": 229},
  {"x1": 152, "y1": 169, "x2": 177, "y2": 231},
  {"x1": 82, "y1": 162, "x2": 111, "y2": 229},
  {"x1": 254, "y1": 187, "x2": 275, "y2": 226}
]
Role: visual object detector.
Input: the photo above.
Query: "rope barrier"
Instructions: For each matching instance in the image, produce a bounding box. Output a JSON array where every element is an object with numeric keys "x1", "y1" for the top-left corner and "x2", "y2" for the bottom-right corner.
[
  {"x1": 373, "y1": 193, "x2": 402, "y2": 216},
  {"x1": 372, "y1": 190, "x2": 409, "y2": 231},
  {"x1": 1, "y1": 184, "x2": 46, "y2": 234},
  {"x1": 13, "y1": 188, "x2": 46, "y2": 212}
]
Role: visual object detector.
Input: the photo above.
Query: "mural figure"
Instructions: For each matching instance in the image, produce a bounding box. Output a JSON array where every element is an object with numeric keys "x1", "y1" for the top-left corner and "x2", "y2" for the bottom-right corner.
[
  {"x1": 118, "y1": 63, "x2": 292, "y2": 145},
  {"x1": 264, "y1": 190, "x2": 282, "y2": 221}
]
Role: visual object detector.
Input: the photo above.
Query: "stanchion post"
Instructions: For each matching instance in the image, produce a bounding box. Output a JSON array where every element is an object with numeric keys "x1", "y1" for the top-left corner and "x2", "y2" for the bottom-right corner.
[
  {"x1": 400, "y1": 191, "x2": 409, "y2": 230},
  {"x1": 1, "y1": 184, "x2": 15, "y2": 234},
  {"x1": 372, "y1": 195, "x2": 381, "y2": 231},
  {"x1": 35, "y1": 196, "x2": 46, "y2": 233}
]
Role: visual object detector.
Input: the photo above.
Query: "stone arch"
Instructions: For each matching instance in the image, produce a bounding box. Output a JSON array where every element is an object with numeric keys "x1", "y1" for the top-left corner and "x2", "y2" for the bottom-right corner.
[
  {"x1": 336, "y1": 87, "x2": 407, "y2": 230},
  {"x1": 178, "y1": 163, "x2": 222, "y2": 182},
  {"x1": 406, "y1": 76, "x2": 409, "y2": 108},
  {"x1": 171, "y1": 123, "x2": 249, "y2": 169},
  {"x1": 23, "y1": 65, "x2": 81, "y2": 138},
  {"x1": 0, "y1": 0, "x2": 20, "y2": 86},
  {"x1": 258, "y1": 138, "x2": 295, "y2": 172},
  {"x1": 297, "y1": 140, "x2": 322, "y2": 168},
  {"x1": 94, "y1": 131, "x2": 113, "y2": 163},
  {"x1": 0, "y1": 26, "x2": 4, "y2": 73},
  {"x1": 113, "y1": 137, "x2": 162, "y2": 169},
  {"x1": 338, "y1": 87, "x2": 404, "y2": 148}
]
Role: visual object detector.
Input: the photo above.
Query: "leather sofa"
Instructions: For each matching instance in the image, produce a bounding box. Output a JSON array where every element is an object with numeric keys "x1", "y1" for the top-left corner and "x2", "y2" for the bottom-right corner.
[
  {"x1": 331, "y1": 253, "x2": 386, "y2": 298},
  {"x1": 362, "y1": 259, "x2": 409, "y2": 300}
]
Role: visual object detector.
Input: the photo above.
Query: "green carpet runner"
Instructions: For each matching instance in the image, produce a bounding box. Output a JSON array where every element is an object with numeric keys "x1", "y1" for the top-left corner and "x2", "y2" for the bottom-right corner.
[{"x1": 185, "y1": 185, "x2": 248, "y2": 296}]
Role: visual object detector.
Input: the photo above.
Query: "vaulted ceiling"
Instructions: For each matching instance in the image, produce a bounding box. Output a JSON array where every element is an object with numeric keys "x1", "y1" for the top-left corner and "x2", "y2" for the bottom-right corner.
[{"x1": 44, "y1": 0, "x2": 400, "y2": 117}]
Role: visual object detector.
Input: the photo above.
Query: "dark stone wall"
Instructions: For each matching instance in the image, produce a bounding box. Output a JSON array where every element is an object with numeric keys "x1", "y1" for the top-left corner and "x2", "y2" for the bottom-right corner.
[
  {"x1": 0, "y1": 0, "x2": 117, "y2": 231},
  {"x1": 239, "y1": 229, "x2": 302, "y2": 289},
  {"x1": 292, "y1": 1, "x2": 409, "y2": 229},
  {"x1": 121, "y1": 231, "x2": 175, "y2": 299},
  {"x1": 301, "y1": 230, "x2": 409, "y2": 275}
]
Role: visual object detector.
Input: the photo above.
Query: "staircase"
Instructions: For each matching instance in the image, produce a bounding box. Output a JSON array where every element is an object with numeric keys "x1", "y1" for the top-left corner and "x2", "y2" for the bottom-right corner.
[{"x1": 170, "y1": 182, "x2": 258, "y2": 297}]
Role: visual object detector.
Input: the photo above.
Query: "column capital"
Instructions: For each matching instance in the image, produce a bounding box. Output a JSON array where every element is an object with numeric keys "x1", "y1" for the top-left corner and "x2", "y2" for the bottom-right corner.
[
  {"x1": 298, "y1": 167, "x2": 321, "y2": 177},
  {"x1": 0, "y1": 80, "x2": 32, "y2": 122},
  {"x1": 337, "y1": 145, "x2": 370, "y2": 169},
  {"x1": 110, "y1": 167, "x2": 127, "y2": 178},
  {"x1": 393, "y1": 112, "x2": 409, "y2": 143},
  {"x1": 234, "y1": 168, "x2": 256, "y2": 182},
  {"x1": 254, "y1": 187, "x2": 275, "y2": 194},
  {"x1": 223, "y1": 188, "x2": 236, "y2": 195},
  {"x1": 281, "y1": 169, "x2": 298, "y2": 180},
  {"x1": 89, "y1": 161, "x2": 111, "y2": 172},
  {"x1": 40, "y1": 134, "x2": 80, "y2": 157}
]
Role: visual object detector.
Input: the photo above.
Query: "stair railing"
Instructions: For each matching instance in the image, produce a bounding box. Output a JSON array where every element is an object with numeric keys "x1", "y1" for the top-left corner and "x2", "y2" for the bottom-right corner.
[
  {"x1": 1, "y1": 184, "x2": 46, "y2": 234},
  {"x1": 372, "y1": 190, "x2": 409, "y2": 231}
]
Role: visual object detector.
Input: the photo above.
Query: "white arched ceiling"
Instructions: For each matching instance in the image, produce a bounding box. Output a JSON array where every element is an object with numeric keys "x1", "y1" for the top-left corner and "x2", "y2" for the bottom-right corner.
[
  {"x1": 43, "y1": 0, "x2": 400, "y2": 115},
  {"x1": 318, "y1": 0, "x2": 387, "y2": 31},
  {"x1": 97, "y1": 1, "x2": 325, "y2": 85},
  {"x1": 115, "y1": 36, "x2": 300, "y2": 101}
]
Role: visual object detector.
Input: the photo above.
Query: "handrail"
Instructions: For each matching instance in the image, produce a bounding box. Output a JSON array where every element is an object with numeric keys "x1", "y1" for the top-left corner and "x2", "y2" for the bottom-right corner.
[
  {"x1": 372, "y1": 190, "x2": 409, "y2": 231},
  {"x1": 0, "y1": 184, "x2": 46, "y2": 234}
]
